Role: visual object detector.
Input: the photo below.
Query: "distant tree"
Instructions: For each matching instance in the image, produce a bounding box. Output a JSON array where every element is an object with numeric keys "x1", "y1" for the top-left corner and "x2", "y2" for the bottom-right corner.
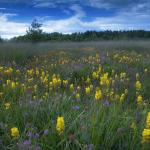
[
  {"x1": 26, "y1": 19, "x2": 43, "y2": 42},
  {"x1": 0, "y1": 36, "x2": 3, "y2": 42}
]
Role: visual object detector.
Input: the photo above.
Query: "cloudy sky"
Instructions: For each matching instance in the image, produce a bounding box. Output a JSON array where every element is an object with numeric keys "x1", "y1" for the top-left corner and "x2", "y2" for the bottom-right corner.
[{"x1": 0, "y1": 0, "x2": 150, "y2": 38}]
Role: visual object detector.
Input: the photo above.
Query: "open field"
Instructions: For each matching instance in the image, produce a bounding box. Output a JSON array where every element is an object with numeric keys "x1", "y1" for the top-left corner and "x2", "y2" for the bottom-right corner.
[{"x1": 0, "y1": 41, "x2": 150, "y2": 150}]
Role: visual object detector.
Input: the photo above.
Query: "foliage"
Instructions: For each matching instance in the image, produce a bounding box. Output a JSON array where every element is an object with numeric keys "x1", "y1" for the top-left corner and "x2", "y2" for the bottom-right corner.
[
  {"x1": 26, "y1": 19, "x2": 43, "y2": 42},
  {"x1": 0, "y1": 46, "x2": 150, "y2": 149},
  {"x1": 11, "y1": 30, "x2": 150, "y2": 42}
]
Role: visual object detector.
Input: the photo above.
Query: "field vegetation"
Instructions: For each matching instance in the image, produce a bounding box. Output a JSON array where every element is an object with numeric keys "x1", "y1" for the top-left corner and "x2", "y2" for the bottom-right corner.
[{"x1": 0, "y1": 41, "x2": 150, "y2": 150}]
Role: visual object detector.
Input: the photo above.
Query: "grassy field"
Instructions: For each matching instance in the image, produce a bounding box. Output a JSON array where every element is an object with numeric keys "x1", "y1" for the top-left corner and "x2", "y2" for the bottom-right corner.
[{"x1": 0, "y1": 41, "x2": 150, "y2": 150}]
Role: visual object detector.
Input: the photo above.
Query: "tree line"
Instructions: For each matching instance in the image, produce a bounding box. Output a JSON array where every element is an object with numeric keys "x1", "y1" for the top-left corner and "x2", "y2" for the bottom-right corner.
[{"x1": 1, "y1": 20, "x2": 150, "y2": 42}]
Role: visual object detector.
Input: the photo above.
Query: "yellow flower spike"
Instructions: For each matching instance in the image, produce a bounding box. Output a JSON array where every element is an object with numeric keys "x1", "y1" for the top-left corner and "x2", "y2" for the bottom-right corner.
[
  {"x1": 56, "y1": 117, "x2": 65, "y2": 135},
  {"x1": 146, "y1": 112, "x2": 150, "y2": 129},
  {"x1": 11, "y1": 127, "x2": 19, "y2": 137},
  {"x1": 0, "y1": 66, "x2": 4, "y2": 72},
  {"x1": 11, "y1": 82, "x2": 16, "y2": 89},
  {"x1": 144, "y1": 68, "x2": 148, "y2": 74},
  {"x1": 135, "y1": 81, "x2": 142, "y2": 91},
  {"x1": 125, "y1": 89, "x2": 128, "y2": 95},
  {"x1": 142, "y1": 129, "x2": 150, "y2": 143},
  {"x1": 85, "y1": 77, "x2": 91, "y2": 84},
  {"x1": 136, "y1": 73, "x2": 140, "y2": 80},
  {"x1": 0, "y1": 92, "x2": 3, "y2": 98},
  {"x1": 5, "y1": 102, "x2": 11, "y2": 110},
  {"x1": 6, "y1": 80, "x2": 11, "y2": 85},
  {"x1": 70, "y1": 84, "x2": 74, "y2": 92},
  {"x1": 95, "y1": 89, "x2": 102, "y2": 100},
  {"x1": 120, "y1": 93, "x2": 125, "y2": 102},
  {"x1": 77, "y1": 86, "x2": 80, "y2": 91},
  {"x1": 75, "y1": 93, "x2": 80, "y2": 99},
  {"x1": 90, "y1": 84, "x2": 93, "y2": 91},
  {"x1": 63, "y1": 80, "x2": 68, "y2": 87},
  {"x1": 92, "y1": 71, "x2": 97, "y2": 79},
  {"x1": 16, "y1": 69, "x2": 20, "y2": 75},
  {"x1": 137, "y1": 95, "x2": 143, "y2": 105},
  {"x1": 85, "y1": 87, "x2": 91, "y2": 95}
]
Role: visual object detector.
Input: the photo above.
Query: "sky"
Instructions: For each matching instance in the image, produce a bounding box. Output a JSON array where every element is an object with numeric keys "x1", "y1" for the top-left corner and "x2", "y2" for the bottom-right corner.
[{"x1": 0, "y1": 0, "x2": 150, "y2": 39}]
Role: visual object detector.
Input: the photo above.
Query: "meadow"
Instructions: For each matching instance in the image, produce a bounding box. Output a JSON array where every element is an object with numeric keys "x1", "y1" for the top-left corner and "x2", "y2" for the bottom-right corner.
[{"x1": 0, "y1": 41, "x2": 150, "y2": 150}]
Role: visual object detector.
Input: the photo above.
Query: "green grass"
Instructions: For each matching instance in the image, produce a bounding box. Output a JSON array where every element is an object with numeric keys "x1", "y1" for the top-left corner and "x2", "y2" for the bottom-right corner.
[{"x1": 0, "y1": 41, "x2": 150, "y2": 150}]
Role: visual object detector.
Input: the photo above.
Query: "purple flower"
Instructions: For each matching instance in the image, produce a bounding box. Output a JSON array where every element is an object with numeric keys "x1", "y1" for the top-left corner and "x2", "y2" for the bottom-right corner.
[
  {"x1": 23, "y1": 140, "x2": 31, "y2": 146},
  {"x1": 73, "y1": 105, "x2": 80, "y2": 110},
  {"x1": 27, "y1": 131, "x2": 33, "y2": 138},
  {"x1": 43, "y1": 129, "x2": 49, "y2": 136},
  {"x1": 34, "y1": 133, "x2": 39, "y2": 139},
  {"x1": 102, "y1": 100, "x2": 110, "y2": 107},
  {"x1": 85, "y1": 144, "x2": 94, "y2": 150}
]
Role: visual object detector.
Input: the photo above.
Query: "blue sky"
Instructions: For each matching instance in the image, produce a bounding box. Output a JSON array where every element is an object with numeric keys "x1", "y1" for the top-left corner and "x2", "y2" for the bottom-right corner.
[{"x1": 0, "y1": 0, "x2": 150, "y2": 38}]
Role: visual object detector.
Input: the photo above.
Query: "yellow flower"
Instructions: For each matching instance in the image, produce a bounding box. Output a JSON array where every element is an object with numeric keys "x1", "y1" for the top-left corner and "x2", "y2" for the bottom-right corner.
[
  {"x1": 120, "y1": 93, "x2": 125, "y2": 102},
  {"x1": 75, "y1": 93, "x2": 80, "y2": 99},
  {"x1": 125, "y1": 89, "x2": 128, "y2": 95},
  {"x1": 136, "y1": 73, "x2": 140, "y2": 80},
  {"x1": 0, "y1": 92, "x2": 3, "y2": 98},
  {"x1": 85, "y1": 77, "x2": 91, "y2": 84},
  {"x1": 142, "y1": 129, "x2": 150, "y2": 142},
  {"x1": 11, "y1": 127, "x2": 19, "y2": 137},
  {"x1": 144, "y1": 68, "x2": 148, "y2": 74},
  {"x1": 11, "y1": 82, "x2": 16, "y2": 89},
  {"x1": 56, "y1": 117, "x2": 64, "y2": 135},
  {"x1": 146, "y1": 112, "x2": 150, "y2": 129},
  {"x1": 85, "y1": 87, "x2": 91, "y2": 95},
  {"x1": 100, "y1": 73, "x2": 110, "y2": 86},
  {"x1": 5, "y1": 103, "x2": 11, "y2": 110},
  {"x1": 135, "y1": 81, "x2": 142, "y2": 91},
  {"x1": 137, "y1": 95, "x2": 143, "y2": 105},
  {"x1": 95, "y1": 89, "x2": 102, "y2": 100},
  {"x1": 92, "y1": 71, "x2": 98, "y2": 79},
  {"x1": 63, "y1": 80, "x2": 68, "y2": 87},
  {"x1": 70, "y1": 84, "x2": 74, "y2": 92}
]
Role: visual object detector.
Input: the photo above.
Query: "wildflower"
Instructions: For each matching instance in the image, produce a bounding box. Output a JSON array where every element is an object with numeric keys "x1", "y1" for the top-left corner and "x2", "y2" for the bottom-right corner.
[
  {"x1": 86, "y1": 77, "x2": 91, "y2": 84},
  {"x1": 85, "y1": 87, "x2": 91, "y2": 95},
  {"x1": 43, "y1": 129, "x2": 49, "y2": 136},
  {"x1": 11, "y1": 81, "x2": 16, "y2": 89},
  {"x1": 137, "y1": 95, "x2": 143, "y2": 105},
  {"x1": 70, "y1": 84, "x2": 74, "y2": 92},
  {"x1": 63, "y1": 80, "x2": 68, "y2": 87},
  {"x1": 125, "y1": 89, "x2": 128, "y2": 95},
  {"x1": 0, "y1": 92, "x2": 3, "y2": 98},
  {"x1": 144, "y1": 68, "x2": 148, "y2": 74},
  {"x1": 100, "y1": 73, "x2": 110, "y2": 86},
  {"x1": 5, "y1": 103, "x2": 11, "y2": 110},
  {"x1": 135, "y1": 81, "x2": 142, "y2": 91},
  {"x1": 90, "y1": 84, "x2": 93, "y2": 90},
  {"x1": 136, "y1": 73, "x2": 140, "y2": 80},
  {"x1": 146, "y1": 112, "x2": 150, "y2": 129},
  {"x1": 95, "y1": 89, "x2": 102, "y2": 100},
  {"x1": 11, "y1": 127, "x2": 19, "y2": 137},
  {"x1": 92, "y1": 71, "x2": 98, "y2": 79},
  {"x1": 75, "y1": 93, "x2": 80, "y2": 99},
  {"x1": 56, "y1": 116, "x2": 64, "y2": 135},
  {"x1": 142, "y1": 129, "x2": 150, "y2": 143},
  {"x1": 120, "y1": 93, "x2": 125, "y2": 102}
]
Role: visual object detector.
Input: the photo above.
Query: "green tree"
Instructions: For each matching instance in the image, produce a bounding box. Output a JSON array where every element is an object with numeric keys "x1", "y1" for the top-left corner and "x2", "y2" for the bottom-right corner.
[
  {"x1": 26, "y1": 19, "x2": 43, "y2": 42},
  {"x1": 0, "y1": 36, "x2": 3, "y2": 42}
]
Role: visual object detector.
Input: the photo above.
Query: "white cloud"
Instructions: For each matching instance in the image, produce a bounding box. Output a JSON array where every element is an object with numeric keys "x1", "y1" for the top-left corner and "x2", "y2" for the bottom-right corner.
[
  {"x1": 34, "y1": 1, "x2": 56, "y2": 8},
  {"x1": 0, "y1": 13, "x2": 28, "y2": 39},
  {"x1": 70, "y1": 4, "x2": 86, "y2": 18},
  {"x1": 1, "y1": 2, "x2": 150, "y2": 39}
]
